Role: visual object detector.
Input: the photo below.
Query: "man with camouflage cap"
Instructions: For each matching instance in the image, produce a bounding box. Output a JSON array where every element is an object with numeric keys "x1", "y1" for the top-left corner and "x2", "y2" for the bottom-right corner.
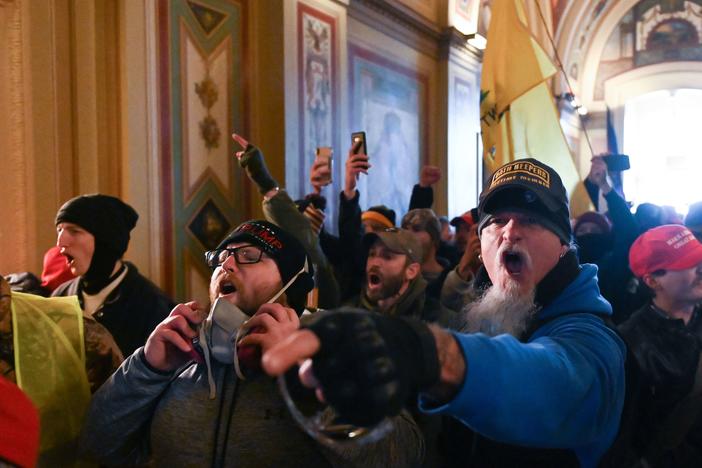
[{"x1": 347, "y1": 228, "x2": 451, "y2": 325}]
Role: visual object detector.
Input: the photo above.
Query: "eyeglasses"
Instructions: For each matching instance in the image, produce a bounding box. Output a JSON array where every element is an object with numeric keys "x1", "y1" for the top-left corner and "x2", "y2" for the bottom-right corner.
[{"x1": 205, "y1": 245, "x2": 266, "y2": 269}]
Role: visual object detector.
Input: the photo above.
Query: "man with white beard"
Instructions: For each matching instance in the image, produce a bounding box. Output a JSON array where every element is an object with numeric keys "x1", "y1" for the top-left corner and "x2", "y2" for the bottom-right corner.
[{"x1": 263, "y1": 158, "x2": 627, "y2": 468}]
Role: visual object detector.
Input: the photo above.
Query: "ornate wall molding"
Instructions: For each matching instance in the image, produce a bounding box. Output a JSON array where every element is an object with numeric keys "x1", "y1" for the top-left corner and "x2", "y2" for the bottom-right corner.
[
  {"x1": 439, "y1": 26, "x2": 482, "y2": 62},
  {"x1": 348, "y1": 0, "x2": 444, "y2": 58},
  {"x1": 348, "y1": 0, "x2": 484, "y2": 61}
]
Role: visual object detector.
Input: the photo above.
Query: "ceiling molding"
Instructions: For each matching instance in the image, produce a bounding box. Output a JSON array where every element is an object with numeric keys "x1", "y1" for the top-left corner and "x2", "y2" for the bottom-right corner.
[
  {"x1": 348, "y1": 0, "x2": 481, "y2": 60},
  {"x1": 440, "y1": 27, "x2": 483, "y2": 63}
]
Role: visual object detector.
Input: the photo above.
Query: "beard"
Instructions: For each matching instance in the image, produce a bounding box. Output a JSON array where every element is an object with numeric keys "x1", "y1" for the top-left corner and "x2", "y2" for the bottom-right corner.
[
  {"x1": 456, "y1": 279, "x2": 537, "y2": 337},
  {"x1": 365, "y1": 269, "x2": 405, "y2": 303}
]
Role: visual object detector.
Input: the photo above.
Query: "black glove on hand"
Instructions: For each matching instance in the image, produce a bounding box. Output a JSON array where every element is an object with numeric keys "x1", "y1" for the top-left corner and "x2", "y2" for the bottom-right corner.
[
  {"x1": 238, "y1": 144, "x2": 278, "y2": 195},
  {"x1": 305, "y1": 307, "x2": 440, "y2": 427}
]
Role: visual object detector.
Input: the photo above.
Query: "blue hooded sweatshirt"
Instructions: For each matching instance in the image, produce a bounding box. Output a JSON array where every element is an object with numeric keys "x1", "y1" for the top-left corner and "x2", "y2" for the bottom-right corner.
[{"x1": 420, "y1": 264, "x2": 626, "y2": 468}]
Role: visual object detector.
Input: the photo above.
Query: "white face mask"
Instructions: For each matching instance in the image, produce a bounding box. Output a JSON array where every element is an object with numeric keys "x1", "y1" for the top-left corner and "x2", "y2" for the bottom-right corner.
[
  {"x1": 198, "y1": 260, "x2": 309, "y2": 399},
  {"x1": 200, "y1": 297, "x2": 248, "y2": 365}
]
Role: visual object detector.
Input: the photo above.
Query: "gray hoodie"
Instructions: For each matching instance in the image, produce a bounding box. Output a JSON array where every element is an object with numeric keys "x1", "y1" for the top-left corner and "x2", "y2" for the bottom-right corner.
[{"x1": 79, "y1": 349, "x2": 423, "y2": 467}]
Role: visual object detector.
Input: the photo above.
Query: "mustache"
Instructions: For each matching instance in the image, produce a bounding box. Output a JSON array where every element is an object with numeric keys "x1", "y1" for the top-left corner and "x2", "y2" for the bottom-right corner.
[{"x1": 366, "y1": 267, "x2": 383, "y2": 277}]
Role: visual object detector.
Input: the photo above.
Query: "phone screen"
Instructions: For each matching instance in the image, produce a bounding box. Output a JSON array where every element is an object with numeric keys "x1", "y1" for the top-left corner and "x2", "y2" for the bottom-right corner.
[{"x1": 351, "y1": 131, "x2": 367, "y2": 155}]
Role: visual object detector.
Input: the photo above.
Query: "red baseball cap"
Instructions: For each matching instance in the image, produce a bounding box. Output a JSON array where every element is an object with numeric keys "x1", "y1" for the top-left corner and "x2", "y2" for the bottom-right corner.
[
  {"x1": 450, "y1": 209, "x2": 477, "y2": 228},
  {"x1": 629, "y1": 224, "x2": 702, "y2": 277}
]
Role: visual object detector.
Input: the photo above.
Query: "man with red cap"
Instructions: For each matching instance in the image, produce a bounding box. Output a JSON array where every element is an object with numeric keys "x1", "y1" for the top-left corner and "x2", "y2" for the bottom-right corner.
[{"x1": 620, "y1": 225, "x2": 702, "y2": 467}]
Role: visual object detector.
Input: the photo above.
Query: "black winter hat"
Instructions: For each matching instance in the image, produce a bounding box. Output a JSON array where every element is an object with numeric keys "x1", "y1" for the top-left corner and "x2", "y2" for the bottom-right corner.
[
  {"x1": 55, "y1": 194, "x2": 139, "y2": 257},
  {"x1": 215, "y1": 220, "x2": 315, "y2": 313},
  {"x1": 362, "y1": 205, "x2": 396, "y2": 229},
  {"x1": 477, "y1": 158, "x2": 572, "y2": 244}
]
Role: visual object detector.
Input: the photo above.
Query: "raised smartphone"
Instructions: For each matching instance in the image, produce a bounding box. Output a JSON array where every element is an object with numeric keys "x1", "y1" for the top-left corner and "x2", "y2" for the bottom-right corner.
[
  {"x1": 315, "y1": 146, "x2": 333, "y2": 185},
  {"x1": 351, "y1": 131, "x2": 367, "y2": 155}
]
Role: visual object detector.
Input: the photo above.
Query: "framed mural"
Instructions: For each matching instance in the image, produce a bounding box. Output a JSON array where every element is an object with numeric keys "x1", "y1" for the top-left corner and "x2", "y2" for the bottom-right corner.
[
  {"x1": 158, "y1": 0, "x2": 249, "y2": 301},
  {"x1": 348, "y1": 45, "x2": 428, "y2": 221},
  {"x1": 297, "y1": 2, "x2": 338, "y2": 219}
]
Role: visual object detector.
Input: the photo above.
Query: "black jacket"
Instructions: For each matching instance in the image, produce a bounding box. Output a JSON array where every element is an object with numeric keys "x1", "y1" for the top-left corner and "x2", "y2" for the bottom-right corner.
[
  {"x1": 53, "y1": 262, "x2": 174, "y2": 356},
  {"x1": 619, "y1": 304, "x2": 702, "y2": 467},
  {"x1": 586, "y1": 188, "x2": 646, "y2": 323}
]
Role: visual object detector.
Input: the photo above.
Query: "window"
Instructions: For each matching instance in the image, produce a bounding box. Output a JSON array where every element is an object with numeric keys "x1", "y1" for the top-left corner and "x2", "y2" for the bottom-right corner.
[{"x1": 623, "y1": 88, "x2": 702, "y2": 216}]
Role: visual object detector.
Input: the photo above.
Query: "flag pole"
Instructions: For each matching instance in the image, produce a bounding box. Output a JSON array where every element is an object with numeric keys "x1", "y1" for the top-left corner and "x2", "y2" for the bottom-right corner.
[{"x1": 533, "y1": 1, "x2": 595, "y2": 160}]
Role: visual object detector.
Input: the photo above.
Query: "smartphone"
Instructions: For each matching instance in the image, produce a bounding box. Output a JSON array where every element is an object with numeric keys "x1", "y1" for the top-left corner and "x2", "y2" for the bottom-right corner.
[
  {"x1": 351, "y1": 131, "x2": 367, "y2": 155},
  {"x1": 603, "y1": 154, "x2": 630, "y2": 171},
  {"x1": 315, "y1": 147, "x2": 333, "y2": 185}
]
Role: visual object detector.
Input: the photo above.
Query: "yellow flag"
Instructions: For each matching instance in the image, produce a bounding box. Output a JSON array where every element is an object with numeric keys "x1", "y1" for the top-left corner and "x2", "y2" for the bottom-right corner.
[{"x1": 480, "y1": 0, "x2": 592, "y2": 217}]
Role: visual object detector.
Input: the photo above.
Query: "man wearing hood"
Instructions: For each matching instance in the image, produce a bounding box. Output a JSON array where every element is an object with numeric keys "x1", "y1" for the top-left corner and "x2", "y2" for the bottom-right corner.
[
  {"x1": 79, "y1": 220, "x2": 423, "y2": 467},
  {"x1": 52, "y1": 194, "x2": 174, "y2": 355},
  {"x1": 264, "y1": 158, "x2": 627, "y2": 468}
]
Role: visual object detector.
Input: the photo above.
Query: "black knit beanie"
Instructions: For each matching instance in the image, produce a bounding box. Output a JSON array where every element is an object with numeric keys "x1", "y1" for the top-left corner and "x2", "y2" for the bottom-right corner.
[
  {"x1": 55, "y1": 194, "x2": 138, "y2": 293},
  {"x1": 214, "y1": 220, "x2": 315, "y2": 315}
]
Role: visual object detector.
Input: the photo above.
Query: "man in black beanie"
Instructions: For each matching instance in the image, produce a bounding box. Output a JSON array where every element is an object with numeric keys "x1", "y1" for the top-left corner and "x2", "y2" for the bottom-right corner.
[{"x1": 53, "y1": 194, "x2": 174, "y2": 355}]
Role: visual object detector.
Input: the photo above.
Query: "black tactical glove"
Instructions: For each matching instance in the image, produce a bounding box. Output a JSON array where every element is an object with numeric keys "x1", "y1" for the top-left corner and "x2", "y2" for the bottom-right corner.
[
  {"x1": 237, "y1": 144, "x2": 278, "y2": 195},
  {"x1": 305, "y1": 307, "x2": 440, "y2": 427}
]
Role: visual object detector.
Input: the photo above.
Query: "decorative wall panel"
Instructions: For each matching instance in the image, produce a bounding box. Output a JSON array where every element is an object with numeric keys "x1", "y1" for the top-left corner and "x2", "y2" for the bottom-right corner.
[
  {"x1": 158, "y1": 0, "x2": 248, "y2": 301},
  {"x1": 297, "y1": 3, "x2": 337, "y2": 196},
  {"x1": 349, "y1": 44, "x2": 428, "y2": 221}
]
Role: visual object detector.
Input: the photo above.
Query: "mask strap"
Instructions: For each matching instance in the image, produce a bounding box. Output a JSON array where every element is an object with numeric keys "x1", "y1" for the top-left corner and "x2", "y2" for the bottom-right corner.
[
  {"x1": 266, "y1": 258, "x2": 308, "y2": 304},
  {"x1": 233, "y1": 258, "x2": 309, "y2": 380},
  {"x1": 233, "y1": 324, "x2": 247, "y2": 381},
  {"x1": 198, "y1": 324, "x2": 217, "y2": 399}
]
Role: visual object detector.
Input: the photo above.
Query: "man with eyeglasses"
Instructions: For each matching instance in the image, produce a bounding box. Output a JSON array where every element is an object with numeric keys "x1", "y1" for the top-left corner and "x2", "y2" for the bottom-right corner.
[
  {"x1": 619, "y1": 225, "x2": 702, "y2": 466},
  {"x1": 79, "y1": 220, "x2": 423, "y2": 467}
]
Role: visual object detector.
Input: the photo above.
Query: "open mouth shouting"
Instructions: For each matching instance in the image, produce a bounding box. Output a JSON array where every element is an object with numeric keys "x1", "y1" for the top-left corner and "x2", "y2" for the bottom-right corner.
[
  {"x1": 63, "y1": 253, "x2": 75, "y2": 268},
  {"x1": 218, "y1": 278, "x2": 238, "y2": 298},
  {"x1": 366, "y1": 270, "x2": 383, "y2": 291},
  {"x1": 60, "y1": 250, "x2": 82, "y2": 275},
  {"x1": 501, "y1": 249, "x2": 526, "y2": 277}
]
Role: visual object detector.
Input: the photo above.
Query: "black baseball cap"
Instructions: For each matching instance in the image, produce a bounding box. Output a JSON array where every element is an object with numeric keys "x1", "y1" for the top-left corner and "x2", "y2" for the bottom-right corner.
[{"x1": 477, "y1": 158, "x2": 572, "y2": 244}]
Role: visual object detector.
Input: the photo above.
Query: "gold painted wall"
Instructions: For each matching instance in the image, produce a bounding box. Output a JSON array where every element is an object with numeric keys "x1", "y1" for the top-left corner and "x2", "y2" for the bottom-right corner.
[
  {"x1": 2, "y1": 0, "x2": 492, "y2": 300},
  {"x1": 1, "y1": 0, "x2": 120, "y2": 276}
]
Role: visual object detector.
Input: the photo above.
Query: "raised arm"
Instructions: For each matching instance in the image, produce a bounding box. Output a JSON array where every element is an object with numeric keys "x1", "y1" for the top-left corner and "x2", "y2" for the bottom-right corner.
[{"x1": 409, "y1": 165, "x2": 440, "y2": 210}]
